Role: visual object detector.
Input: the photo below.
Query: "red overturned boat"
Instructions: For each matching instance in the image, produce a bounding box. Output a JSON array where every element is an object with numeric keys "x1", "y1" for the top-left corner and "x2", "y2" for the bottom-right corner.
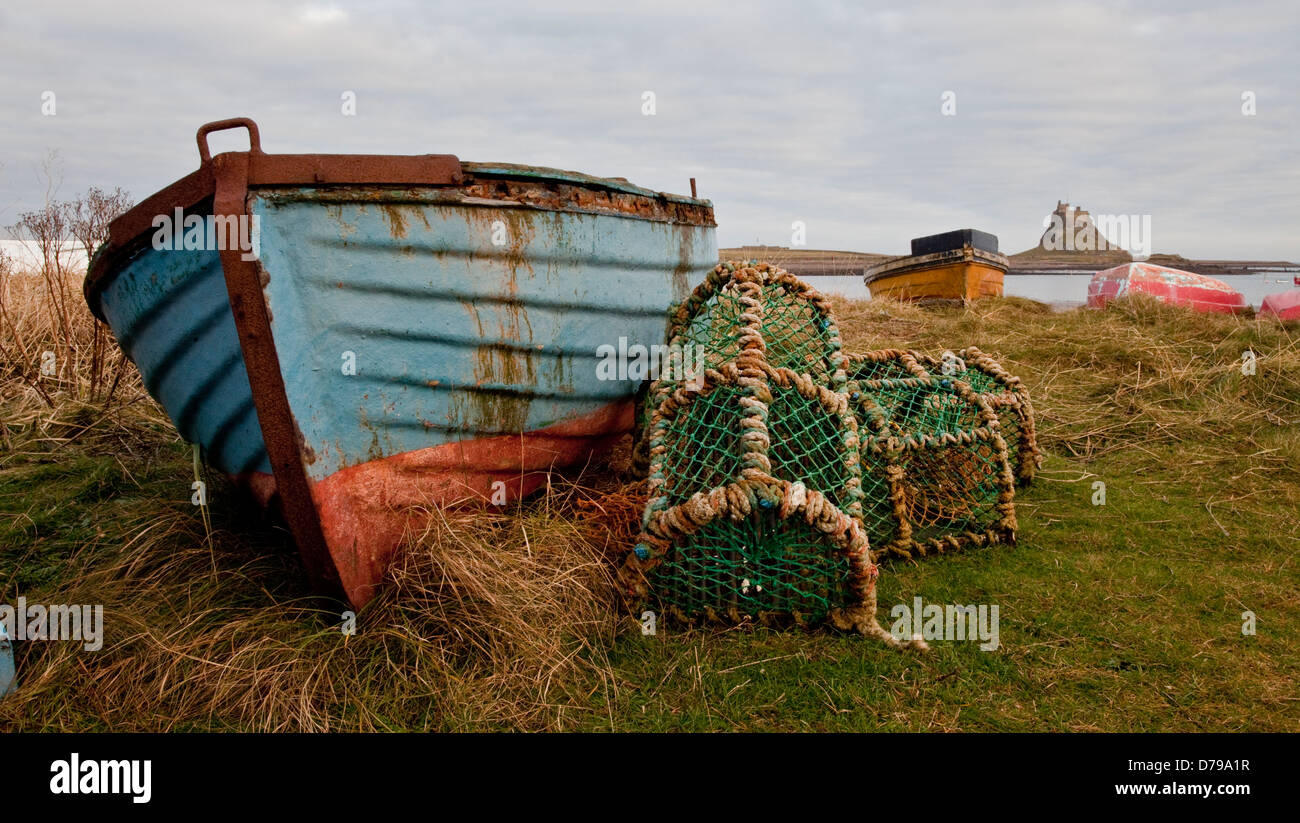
[
  {"x1": 1087, "y1": 262, "x2": 1248, "y2": 314},
  {"x1": 1260, "y1": 288, "x2": 1300, "y2": 321}
]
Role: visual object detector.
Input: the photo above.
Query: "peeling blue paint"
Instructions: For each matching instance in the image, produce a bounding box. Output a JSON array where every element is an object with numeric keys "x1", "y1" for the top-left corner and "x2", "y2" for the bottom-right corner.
[
  {"x1": 256, "y1": 191, "x2": 715, "y2": 479},
  {"x1": 93, "y1": 170, "x2": 716, "y2": 483}
]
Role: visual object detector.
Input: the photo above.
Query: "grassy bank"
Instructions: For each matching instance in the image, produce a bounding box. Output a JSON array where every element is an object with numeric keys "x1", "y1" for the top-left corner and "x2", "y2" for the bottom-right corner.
[{"x1": 2, "y1": 270, "x2": 1297, "y2": 731}]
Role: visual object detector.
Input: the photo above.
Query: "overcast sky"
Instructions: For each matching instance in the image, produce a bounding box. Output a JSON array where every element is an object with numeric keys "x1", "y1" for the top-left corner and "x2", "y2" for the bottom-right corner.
[{"x1": 2, "y1": 0, "x2": 1297, "y2": 260}]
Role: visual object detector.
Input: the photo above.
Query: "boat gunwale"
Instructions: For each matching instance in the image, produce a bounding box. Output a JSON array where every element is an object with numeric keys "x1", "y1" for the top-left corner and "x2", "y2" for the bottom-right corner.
[
  {"x1": 85, "y1": 150, "x2": 713, "y2": 321},
  {"x1": 252, "y1": 183, "x2": 718, "y2": 231}
]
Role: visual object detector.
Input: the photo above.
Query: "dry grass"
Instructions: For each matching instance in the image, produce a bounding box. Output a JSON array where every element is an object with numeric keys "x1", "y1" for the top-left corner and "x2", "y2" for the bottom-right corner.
[
  {"x1": 3, "y1": 263, "x2": 1298, "y2": 731},
  {"x1": 0, "y1": 263, "x2": 642, "y2": 731},
  {"x1": 0, "y1": 465, "x2": 642, "y2": 731},
  {"x1": 829, "y1": 293, "x2": 1300, "y2": 464},
  {"x1": 0, "y1": 265, "x2": 160, "y2": 453}
]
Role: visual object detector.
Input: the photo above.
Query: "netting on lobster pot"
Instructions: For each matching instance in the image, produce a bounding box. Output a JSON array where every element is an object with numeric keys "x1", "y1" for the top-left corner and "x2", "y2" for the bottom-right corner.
[
  {"x1": 849, "y1": 372, "x2": 1018, "y2": 560},
  {"x1": 843, "y1": 349, "x2": 934, "y2": 384},
  {"x1": 662, "y1": 260, "x2": 847, "y2": 396},
  {"x1": 841, "y1": 351, "x2": 937, "y2": 547},
  {"x1": 618, "y1": 361, "x2": 915, "y2": 646},
  {"x1": 632, "y1": 260, "x2": 848, "y2": 473},
  {"x1": 914, "y1": 347, "x2": 1041, "y2": 485}
]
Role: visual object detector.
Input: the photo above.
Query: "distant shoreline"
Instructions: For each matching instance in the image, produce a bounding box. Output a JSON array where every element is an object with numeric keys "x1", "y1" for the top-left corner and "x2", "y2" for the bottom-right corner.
[{"x1": 719, "y1": 246, "x2": 1299, "y2": 279}]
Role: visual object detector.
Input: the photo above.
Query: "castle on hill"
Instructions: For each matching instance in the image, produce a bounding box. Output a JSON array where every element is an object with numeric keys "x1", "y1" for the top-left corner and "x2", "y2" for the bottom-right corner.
[{"x1": 1036, "y1": 201, "x2": 1125, "y2": 252}]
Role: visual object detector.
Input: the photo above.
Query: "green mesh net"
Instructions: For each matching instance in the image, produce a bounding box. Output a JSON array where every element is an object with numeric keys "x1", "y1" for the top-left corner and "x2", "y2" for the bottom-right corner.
[
  {"x1": 617, "y1": 262, "x2": 898, "y2": 639},
  {"x1": 623, "y1": 362, "x2": 872, "y2": 624},
  {"x1": 913, "y1": 347, "x2": 1041, "y2": 485},
  {"x1": 663, "y1": 261, "x2": 845, "y2": 388},
  {"x1": 617, "y1": 262, "x2": 1034, "y2": 647},
  {"x1": 652, "y1": 514, "x2": 854, "y2": 625},
  {"x1": 848, "y1": 359, "x2": 1018, "y2": 560},
  {"x1": 633, "y1": 260, "x2": 848, "y2": 476}
]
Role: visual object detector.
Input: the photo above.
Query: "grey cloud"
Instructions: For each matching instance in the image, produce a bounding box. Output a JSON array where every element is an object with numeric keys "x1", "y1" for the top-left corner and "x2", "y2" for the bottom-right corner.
[{"x1": 1, "y1": 0, "x2": 1296, "y2": 260}]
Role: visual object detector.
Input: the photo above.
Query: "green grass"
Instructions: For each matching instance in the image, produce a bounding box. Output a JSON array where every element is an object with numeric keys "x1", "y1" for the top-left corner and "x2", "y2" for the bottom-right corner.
[
  {"x1": 2, "y1": 293, "x2": 1298, "y2": 731},
  {"x1": 569, "y1": 296, "x2": 1300, "y2": 731},
  {"x1": 586, "y1": 446, "x2": 1295, "y2": 731}
]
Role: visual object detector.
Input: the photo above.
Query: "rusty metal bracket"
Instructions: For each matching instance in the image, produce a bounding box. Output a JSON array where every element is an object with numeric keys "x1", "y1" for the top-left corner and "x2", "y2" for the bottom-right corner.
[
  {"x1": 198, "y1": 117, "x2": 263, "y2": 163},
  {"x1": 211, "y1": 151, "x2": 343, "y2": 601},
  {"x1": 85, "y1": 117, "x2": 464, "y2": 318}
]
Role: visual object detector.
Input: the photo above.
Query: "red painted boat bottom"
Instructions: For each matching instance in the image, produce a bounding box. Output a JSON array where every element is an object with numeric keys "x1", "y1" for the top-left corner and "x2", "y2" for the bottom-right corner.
[
  {"x1": 239, "y1": 400, "x2": 634, "y2": 606},
  {"x1": 1260, "y1": 289, "x2": 1300, "y2": 320},
  {"x1": 1087, "y1": 263, "x2": 1247, "y2": 315}
]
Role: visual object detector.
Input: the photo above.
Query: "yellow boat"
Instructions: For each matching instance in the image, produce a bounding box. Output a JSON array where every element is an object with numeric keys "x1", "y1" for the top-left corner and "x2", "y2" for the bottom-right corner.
[{"x1": 864, "y1": 229, "x2": 1007, "y2": 303}]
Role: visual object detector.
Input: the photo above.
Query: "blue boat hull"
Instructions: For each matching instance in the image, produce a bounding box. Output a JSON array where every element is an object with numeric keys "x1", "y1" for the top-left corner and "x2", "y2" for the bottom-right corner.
[
  {"x1": 88, "y1": 122, "x2": 715, "y2": 605},
  {"x1": 253, "y1": 187, "x2": 712, "y2": 482}
]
